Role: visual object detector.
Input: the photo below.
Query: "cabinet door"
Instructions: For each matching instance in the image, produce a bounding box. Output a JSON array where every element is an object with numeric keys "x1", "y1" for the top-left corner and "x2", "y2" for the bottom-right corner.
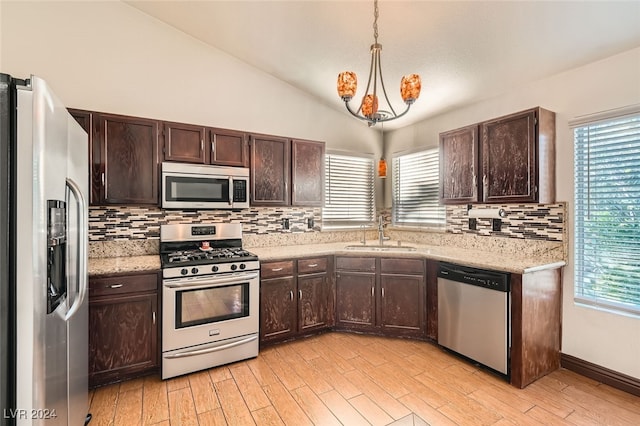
[
  {"x1": 439, "y1": 124, "x2": 480, "y2": 204},
  {"x1": 335, "y1": 272, "x2": 376, "y2": 330},
  {"x1": 291, "y1": 139, "x2": 325, "y2": 206},
  {"x1": 250, "y1": 135, "x2": 291, "y2": 206},
  {"x1": 481, "y1": 109, "x2": 537, "y2": 203},
  {"x1": 68, "y1": 109, "x2": 99, "y2": 205},
  {"x1": 380, "y1": 274, "x2": 426, "y2": 337},
  {"x1": 89, "y1": 292, "x2": 158, "y2": 388},
  {"x1": 97, "y1": 113, "x2": 159, "y2": 205},
  {"x1": 260, "y1": 276, "x2": 297, "y2": 343},
  {"x1": 163, "y1": 122, "x2": 207, "y2": 164},
  {"x1": 210, "y1": 128, "x2": 247, "y2": 167},
  {"x1": 298, "y1": 273, "x2": 329, "y2": 333}
]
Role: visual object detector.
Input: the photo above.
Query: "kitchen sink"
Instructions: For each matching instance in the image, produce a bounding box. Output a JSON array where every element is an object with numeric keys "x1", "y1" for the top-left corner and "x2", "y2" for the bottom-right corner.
[{"x1": 343, "y1": 244, "x2": 417, "y2": 252}]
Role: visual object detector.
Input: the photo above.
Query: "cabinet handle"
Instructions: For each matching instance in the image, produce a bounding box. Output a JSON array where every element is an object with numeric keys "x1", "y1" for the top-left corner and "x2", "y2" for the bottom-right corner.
[
  {"x1": 152, "y1": 311, "x2": 156, "y2": 325},
  {"x1": 298, "y1": 289, "x2": 302, "y2": 299},
  {"x1": 382, "y1": 287, "x2": 385, "y2": 298},
  {"x1": 289, "y1": 290, "x2": 294, "y2": 301},
  {"x1": 271, "y1": 267, "x2": 284, "y2": 272},
  {"x1": 200, "y1": 140, "x2": 204, "y2": 152},
  {"x1": 308, "y1": 263, "x2": 318, "y2": 268},
  {"x1": 101, "y1": 172, "x2": 105, "y2": 187},
  {"x1": 211, "y1": 138, "x2": 216, "y2": 155},
  {"x1": 371, "y1": 287, "x2": 374, "y2": 297},
  {"x1": 109, "y1": 284, "x2": 123, "y2": 289}
]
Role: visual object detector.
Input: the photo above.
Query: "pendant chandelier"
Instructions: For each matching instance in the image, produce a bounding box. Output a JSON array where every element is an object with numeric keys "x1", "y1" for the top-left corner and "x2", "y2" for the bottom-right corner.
[{"x1": 337, "y1": 0, "x2": 421, "y2": 127}]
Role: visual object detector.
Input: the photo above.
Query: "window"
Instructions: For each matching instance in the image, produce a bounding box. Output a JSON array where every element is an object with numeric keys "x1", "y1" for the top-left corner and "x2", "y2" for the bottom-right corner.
[
  {"x1": 392, "y1": 148, "x2": 445, "y2": 226},
  {"x1": 574, "y1": 111, "x2": 640, "y2": 315},
  {"x1": 323, "y1": 152, "x2": 375, "y2": 226}
]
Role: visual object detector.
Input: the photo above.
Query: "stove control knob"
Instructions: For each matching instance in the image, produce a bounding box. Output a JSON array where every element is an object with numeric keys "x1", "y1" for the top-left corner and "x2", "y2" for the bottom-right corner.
[
  {"x1": 231, "y1": 264, "x2": 238, "y2": 271},
  {"x1": 239, "y1": 264, "x2": 246, "y2": 270},
  {"x1": 191, "y1": 267, "x2": 199, "y2": 274},
  {"x1": 181, "y1": 268, "x2": 188, "y2": 276},
  {"x1": 211, "y1": 265, "x2": 219, "y2": 272}
]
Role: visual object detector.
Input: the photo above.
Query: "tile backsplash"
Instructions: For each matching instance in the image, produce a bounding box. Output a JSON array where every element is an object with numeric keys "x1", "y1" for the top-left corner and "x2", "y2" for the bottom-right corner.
[
  {"x1": 89, "y1": 206, "x2": 321, "y2": 241},
  {"x1": 89, "y1": 203, "x2": 565, "y2": 243}
]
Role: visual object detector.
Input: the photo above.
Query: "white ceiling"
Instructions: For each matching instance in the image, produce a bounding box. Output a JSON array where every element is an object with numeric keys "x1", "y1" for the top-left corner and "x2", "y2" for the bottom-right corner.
[{"x1": 126, "y1": 0, "x2": 640, "y2": 130}]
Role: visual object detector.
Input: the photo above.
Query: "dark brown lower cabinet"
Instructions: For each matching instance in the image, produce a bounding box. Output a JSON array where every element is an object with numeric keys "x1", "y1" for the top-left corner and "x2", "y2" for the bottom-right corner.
[
  {"x1": 335, "y1": 256, "x2": 426, "y2": 338},
  {"x1": 260, "y1": 257, "x2": 332, "y2": 345},
  {"x1": 88, "y1": 271, "x2": 159, "y2": 388}
]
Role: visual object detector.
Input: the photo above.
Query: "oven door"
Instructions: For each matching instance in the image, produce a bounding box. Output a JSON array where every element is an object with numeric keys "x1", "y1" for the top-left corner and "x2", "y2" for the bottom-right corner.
[{"x1": 162, "y1": 271, "x2": 259, "y2": 352}]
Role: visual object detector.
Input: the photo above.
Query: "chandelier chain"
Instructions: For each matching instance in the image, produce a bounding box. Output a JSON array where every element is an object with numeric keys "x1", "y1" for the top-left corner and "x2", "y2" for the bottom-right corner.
[{"x1": 373, "y1": 0, "x2": 379, "y2": 43}]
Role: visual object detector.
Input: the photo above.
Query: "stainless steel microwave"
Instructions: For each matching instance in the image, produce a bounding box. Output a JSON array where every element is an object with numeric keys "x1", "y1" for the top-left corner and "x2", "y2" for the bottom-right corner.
[{"x1": 161, "y1": 162, "x2": 250, "y2": 210}]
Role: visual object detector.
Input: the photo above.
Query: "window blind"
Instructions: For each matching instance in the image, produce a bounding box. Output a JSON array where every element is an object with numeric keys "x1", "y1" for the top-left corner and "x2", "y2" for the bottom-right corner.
[
  {"x1": 323, "y1": 153, "x2": 375, "y2": 226},
  {"x1": 574, "y1": 113, "x2": 640, "y2": 314},
  {"x1": 392, "y1": 149, "x2": 445, "y2": 226}
]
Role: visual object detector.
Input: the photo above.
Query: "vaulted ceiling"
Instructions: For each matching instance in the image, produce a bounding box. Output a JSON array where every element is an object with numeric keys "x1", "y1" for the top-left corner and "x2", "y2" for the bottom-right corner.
[{"x1": 126, "y1": 1, "x2": 640, "y2": 129}]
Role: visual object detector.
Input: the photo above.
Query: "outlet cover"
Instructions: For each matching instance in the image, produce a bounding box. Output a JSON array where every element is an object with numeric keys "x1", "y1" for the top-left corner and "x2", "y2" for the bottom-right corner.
[
  {"x1": 492, "y1": 218, "x2": 502, "y2": 231},
  {"x1": 282, "y1": 218, "x2": 290, "y2": 230},
  {"x1": 307, "y1": 217, "x2": 314, "y2": 229},
  {"x1": 468, "y1": 218, "x2": 477, "y2": 230}
]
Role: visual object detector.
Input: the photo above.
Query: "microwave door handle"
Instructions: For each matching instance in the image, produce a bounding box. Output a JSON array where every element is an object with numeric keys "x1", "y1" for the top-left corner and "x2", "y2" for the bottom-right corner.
[{"x1": 228, "y1": 176, "x2": 233, "y2": 206}]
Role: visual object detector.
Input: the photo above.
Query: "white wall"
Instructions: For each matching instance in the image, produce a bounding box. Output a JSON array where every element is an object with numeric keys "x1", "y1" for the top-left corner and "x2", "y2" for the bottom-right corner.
[
  {"x1": 386, "y1": 47, "x2": 640, "y2": 379},
  {"x1": 0, "y1": 0, "x2": 379, "y2": 156}
]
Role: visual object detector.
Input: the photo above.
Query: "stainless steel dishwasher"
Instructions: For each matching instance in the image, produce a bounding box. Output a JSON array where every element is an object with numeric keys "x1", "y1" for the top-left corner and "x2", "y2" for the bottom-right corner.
[{"x1": 437, "y1": 262, "x2": 510, "y2": 375}]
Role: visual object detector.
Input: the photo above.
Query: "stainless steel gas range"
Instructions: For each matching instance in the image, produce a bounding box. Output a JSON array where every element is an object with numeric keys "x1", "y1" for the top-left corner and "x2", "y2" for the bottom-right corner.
[{"x1": 160, "y1": 223, "x2": 259, "y2": 379}]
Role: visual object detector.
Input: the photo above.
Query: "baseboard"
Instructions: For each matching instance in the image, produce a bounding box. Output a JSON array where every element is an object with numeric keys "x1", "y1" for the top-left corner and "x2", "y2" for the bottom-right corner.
[{"x1": 561, "y1": 353, "x2": 640, "y2": 397}]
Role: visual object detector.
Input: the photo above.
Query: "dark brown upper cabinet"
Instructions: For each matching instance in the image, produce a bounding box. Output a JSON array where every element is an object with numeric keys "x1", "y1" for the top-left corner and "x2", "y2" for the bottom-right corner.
[
  {"x1": 68, "y1": 109, "x2": 98, "y2": 205},
  {"x1": 163, "y1": 122, "x2": 207, "y2": 164},
  {"x1": 439, "y1": 107, "x2": 555, "y2": 205},
  {"x1": 439, "y1": 124, "x2": 480, "y2": 204},
  {"x1": 96, "y1": 113, "x2": 160, "y2": 205},
  {"x1": 481, "y1": 107, "x2": 555, "y2": 204},
  {"x1": 250, "y1": 134, "x2": 291, "y2": 206},
  {"x1": 210, "y1": 128, "x2": 248, "y2": 167},
  {"x1": 162, "y1": 123, "x2": 248, "y2": 167},
  {"x1": 250, "y1": 135, "x2": 325, "y2": 207},
  {"x1": 291, "y1": 139, "x2": 325, "y2": 206}
]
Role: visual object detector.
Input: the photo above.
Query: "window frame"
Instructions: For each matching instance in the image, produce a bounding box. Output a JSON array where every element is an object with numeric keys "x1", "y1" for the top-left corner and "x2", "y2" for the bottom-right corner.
[
  {"x1": 572, "y1": 107, "x2": 640, "y2": 316},
  {"x1": 322, "y1": 150, "x2": 375, "y2": 228},
  {"x1": 391, "y1": 147, "x2": 446, "y2": 228}
]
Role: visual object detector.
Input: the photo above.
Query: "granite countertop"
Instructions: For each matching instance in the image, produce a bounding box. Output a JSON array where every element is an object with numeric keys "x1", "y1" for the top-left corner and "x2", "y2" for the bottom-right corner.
[
  {"x1": 89, "y1": 255, "x2": 160, "y2": 276},
  {"x1": 88, "y1": 240, "x2": 564, "y2": 276},
  {"x1": 249, "y1": 241, "x2": 565, "y2": 274}
]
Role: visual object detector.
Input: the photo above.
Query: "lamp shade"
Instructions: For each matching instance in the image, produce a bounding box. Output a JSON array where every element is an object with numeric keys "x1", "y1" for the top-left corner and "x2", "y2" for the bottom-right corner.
[
  {"x1": 401, "y1": 74, "x2": 421, "y2": 104},
  {"x1": 337, "y1": 72, "x2": 357, "y2": 100},
  {"x1": 378, "y1": 158, "x2": 387, "y2": 178},
  {"x1": 361, "y1": 94, "x2": 379, "y2": 118}
]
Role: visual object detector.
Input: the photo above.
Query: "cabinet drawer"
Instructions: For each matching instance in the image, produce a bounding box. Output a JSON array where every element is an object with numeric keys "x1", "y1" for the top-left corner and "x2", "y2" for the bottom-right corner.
[
  {"x1": 261, "y1": 260, "x2": 294, "y2": 279},
  {"x1": 90, "y1": 272, "x2": 158, "y2": 298},
  {"x1": 335, "y1": 256, "x2": 376, "y2": 272},
  {"x1": 298, "y1": 257, "x2": 328, "y2": 275},
  {"x1": 380, "y1": 258, "x2": 424, "y2": 275}
]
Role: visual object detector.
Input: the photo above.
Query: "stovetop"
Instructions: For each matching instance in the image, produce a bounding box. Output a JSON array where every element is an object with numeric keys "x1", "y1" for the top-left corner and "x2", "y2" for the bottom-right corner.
[{"x1": 161, "y1": 247, "x2": 258, "y2": 268}]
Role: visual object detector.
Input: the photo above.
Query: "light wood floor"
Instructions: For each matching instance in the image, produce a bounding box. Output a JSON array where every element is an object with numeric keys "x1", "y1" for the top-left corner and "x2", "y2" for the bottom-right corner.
[{"x1": 88, "y1": 332, "x2": 640, "y2": 426}]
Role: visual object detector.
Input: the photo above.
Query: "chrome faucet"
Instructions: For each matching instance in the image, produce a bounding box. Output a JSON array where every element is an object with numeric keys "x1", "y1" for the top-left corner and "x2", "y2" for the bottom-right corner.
[
  {"x1": 378, "y1": 215, "x2": 390, "y2": 246},
  {"x1": 360, "y1": 224, "x2": 367, "y2": 245}
]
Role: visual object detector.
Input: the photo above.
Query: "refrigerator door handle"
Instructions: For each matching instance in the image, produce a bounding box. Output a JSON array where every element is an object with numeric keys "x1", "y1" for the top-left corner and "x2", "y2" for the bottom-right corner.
[{"x1": 64, "y1": 177, "x2": 88, "y2": 321}]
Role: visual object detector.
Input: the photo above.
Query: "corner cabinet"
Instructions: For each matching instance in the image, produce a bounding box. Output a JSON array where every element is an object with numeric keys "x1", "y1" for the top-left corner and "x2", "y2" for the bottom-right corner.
[
  {"x1": 259, "y1": 257, "x2": 333, "y2": 344},
  {"x1": 250, "y1": 135, "x2": 325, "y2": 207},
  {"x1": 439, "y1": 107, "x2": 555, "y2": 204},
  {"x1": 335, "y1": 256, "x2": 426, "y2": 338},
  {"x1": 88, "y1": 271, "x2": 160, "y2": 388}
]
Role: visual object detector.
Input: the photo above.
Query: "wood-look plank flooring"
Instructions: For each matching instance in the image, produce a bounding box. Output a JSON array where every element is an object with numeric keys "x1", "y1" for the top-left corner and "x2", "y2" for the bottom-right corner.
[{"x1": 88, "y1": 332, "x2": 640, "y2": 425}]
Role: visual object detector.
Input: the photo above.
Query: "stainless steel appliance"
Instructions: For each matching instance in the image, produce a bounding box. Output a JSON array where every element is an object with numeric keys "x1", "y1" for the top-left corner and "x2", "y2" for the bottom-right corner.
[
  {"x1": 437, "y1": 262, "x2": 510, "y2": 375},
  {"x1": 161, "y1": 162, "x2": 249, "y2": 210},
  {"x1": 0, "y1": 74, "x2": 90, "y2": 425},
  {"x1": 160, "y1": 223, "x2": 259, "y2": 379}
]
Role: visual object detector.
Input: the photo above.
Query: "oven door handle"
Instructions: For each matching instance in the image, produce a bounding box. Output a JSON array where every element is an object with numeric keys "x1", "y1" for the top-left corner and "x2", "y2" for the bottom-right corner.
[
  {"x1": 164, "y1": 335, "x2": 258, "y2": 359},
  {"x1": 164, "y1": 272, "x2": 259, "y2": 289}
]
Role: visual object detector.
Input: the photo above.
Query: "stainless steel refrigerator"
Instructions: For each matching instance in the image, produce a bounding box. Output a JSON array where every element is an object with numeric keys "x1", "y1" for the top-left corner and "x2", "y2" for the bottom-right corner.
[{"x1": 0, "y1": 74, "x2": 90, "y2": 425}]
